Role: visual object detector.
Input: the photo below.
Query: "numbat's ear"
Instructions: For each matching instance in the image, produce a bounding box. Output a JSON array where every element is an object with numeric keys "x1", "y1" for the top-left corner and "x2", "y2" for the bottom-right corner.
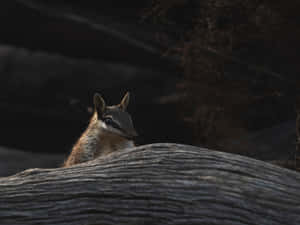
[
  {"x1": 120, "y1": 92, "x2": 130, "y2": 111},
  {"x1": 94, "y1": 93, "x2": 106, "y2": 117}
]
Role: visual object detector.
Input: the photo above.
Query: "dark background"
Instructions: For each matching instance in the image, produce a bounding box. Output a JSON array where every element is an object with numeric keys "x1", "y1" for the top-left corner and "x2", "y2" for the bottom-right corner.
[{"x1": 0, "y1": 0, "x2": 299, "y2": 176}]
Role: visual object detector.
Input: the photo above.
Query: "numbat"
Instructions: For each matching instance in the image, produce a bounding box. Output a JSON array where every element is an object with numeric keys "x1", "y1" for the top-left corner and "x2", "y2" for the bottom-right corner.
[{"x1": 63, "y1": 92, "x2": 138, "y2": 167}]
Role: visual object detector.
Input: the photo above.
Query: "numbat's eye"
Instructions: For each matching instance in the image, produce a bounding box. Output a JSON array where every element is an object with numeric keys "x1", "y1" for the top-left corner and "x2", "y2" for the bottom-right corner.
[
  {"x1": 104, "y1": 118, "x2": 113, "y2": 125},
  {"x1": 104, "y1": 117, "x2": 121, "y2": 130}
]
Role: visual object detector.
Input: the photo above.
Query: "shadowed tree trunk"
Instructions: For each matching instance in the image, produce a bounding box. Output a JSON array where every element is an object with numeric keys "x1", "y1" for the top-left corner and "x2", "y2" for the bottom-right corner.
[{"x1": 0, "y1": 143, "x2": 300, "y2": 225}]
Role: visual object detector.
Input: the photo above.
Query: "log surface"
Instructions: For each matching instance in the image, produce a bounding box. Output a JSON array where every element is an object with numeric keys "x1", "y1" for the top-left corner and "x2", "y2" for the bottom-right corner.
[{"x1": 1, "y1": 143, "x2": 300, "y2": 225}]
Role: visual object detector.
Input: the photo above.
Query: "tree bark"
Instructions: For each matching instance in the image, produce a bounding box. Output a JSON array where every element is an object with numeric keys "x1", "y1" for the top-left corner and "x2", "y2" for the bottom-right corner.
[{"x1": 0, "y1": 143, "x2": 300, "y2": 225}]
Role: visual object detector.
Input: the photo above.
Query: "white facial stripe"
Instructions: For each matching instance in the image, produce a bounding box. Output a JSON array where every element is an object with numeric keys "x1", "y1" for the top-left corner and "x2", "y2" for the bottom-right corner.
[
  {"x1": 100, "y1": 120, "x2": 127, "y2": 137},
  {"x1": 101, "y1": 121, "x2": 108, "y2": 129},
  {"x1": 103, "y1": 116, "x2": 122, "y2": 131}
]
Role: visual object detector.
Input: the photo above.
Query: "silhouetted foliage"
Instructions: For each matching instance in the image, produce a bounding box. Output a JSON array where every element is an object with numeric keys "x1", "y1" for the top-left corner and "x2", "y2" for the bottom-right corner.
[{"x1": 145, "y1": 0, "x2": 297, "y2": 159}]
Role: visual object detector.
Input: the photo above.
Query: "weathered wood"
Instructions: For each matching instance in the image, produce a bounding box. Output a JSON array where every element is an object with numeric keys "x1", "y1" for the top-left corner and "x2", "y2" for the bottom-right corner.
[{"x1": 1, "y1": 143, "x2": 300, "y2": 225}]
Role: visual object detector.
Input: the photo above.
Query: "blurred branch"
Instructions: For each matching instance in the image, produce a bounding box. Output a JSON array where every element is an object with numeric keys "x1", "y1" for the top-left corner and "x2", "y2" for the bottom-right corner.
[
  {"x1": 14, "y1": 0, "x2": 293, "y2": 85},
  {"x1": 14, "y1": 0, "x2": 160, "y2": 54}
]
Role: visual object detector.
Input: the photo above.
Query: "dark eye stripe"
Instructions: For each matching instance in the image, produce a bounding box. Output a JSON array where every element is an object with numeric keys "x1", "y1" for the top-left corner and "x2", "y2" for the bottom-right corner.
[
  {"x1": 104, "y1": 117, "x2": 121, "y2": 130},
  {"x1": 111, "y1": 122, "x2": 121, "y2": 130}
]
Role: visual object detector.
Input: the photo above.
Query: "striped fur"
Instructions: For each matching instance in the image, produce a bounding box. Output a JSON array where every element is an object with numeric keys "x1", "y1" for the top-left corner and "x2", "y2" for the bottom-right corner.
[{"x1": 63, "y1": 112, "x2": 135, "y2": 167}]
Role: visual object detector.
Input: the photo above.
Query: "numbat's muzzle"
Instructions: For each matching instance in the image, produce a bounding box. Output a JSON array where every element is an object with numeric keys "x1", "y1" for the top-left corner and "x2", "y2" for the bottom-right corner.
[{"x1": 125, "y1": 129, "x2": 138, "y2": 139}]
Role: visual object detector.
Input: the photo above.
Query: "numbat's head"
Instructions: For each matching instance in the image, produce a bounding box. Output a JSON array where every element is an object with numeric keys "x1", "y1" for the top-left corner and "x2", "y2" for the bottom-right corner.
[{"x1": 93, "y1": 92, "x2": 138, "y2": 139}]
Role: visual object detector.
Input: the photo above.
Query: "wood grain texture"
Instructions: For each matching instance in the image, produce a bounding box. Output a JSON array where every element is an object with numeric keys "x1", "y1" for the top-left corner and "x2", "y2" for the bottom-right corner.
[{"x1": 0, "y1": 143, "x2": 300, "y2": 225}]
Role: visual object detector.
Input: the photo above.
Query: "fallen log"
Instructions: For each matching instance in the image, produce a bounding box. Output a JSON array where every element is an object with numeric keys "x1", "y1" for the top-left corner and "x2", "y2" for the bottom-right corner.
[{"x1": 0, "y1": 143, "x2": 300, "y2": 225}]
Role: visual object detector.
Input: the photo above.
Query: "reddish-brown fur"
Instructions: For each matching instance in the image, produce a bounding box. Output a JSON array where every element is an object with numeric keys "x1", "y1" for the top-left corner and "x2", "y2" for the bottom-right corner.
[{"x1": 63, "y1": 112, "x2": 134, "y2": 167}]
